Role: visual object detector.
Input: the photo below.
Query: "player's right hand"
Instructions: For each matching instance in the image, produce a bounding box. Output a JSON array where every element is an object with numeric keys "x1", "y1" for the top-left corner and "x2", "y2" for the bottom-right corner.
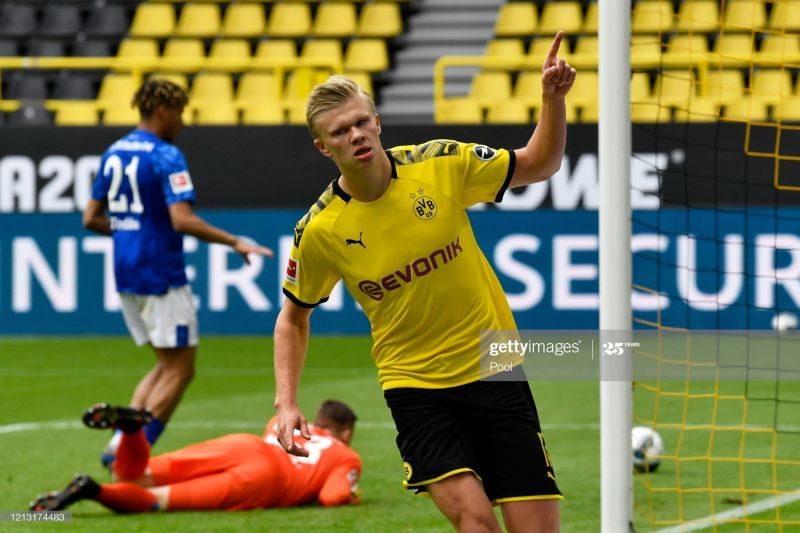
[
  {"x1": 275, "y1": 405, "x2": 311, "y2": 457},
  {"x1": 233, "y1": 238, "x2": 274, "y2": 265}
]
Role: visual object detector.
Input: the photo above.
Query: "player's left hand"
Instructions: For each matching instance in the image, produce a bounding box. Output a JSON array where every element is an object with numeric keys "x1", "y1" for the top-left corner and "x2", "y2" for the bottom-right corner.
[
  {"x1": 233, "y1": 239, "x2": 274, "y2": 264},
  {"x1": 542, "y1": 31, "x2": 577, "y2": 98}
]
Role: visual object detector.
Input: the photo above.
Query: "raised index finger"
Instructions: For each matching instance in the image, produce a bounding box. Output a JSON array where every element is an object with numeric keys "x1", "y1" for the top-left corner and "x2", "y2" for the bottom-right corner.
[{"x1": 547, "y1": 31, "x2": 565, "y2": 60}]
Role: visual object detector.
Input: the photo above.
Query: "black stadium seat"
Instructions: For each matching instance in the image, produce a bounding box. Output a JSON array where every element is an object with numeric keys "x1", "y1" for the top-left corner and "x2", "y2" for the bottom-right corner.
[
  {"x1": 39, "y1": 5, "x2": 83, "y2": 39},
  {"x1": 0, "y1": 4, "x2": 36, "y2": 38},
  {"x1": 73, "y1": 39, "x2": 112, "y2": 57},
  {"x1": 6, "y1": 73, "x2": 48, "y2": 100},
  {"x1": 27, "y1": 39, "x2": 67, "y2": 58},
  {"x1": 0, "y1": 39, "x2": 18, "y2": 56},
  {"x1": 8, "y1": 103, "x2": 53, "y2": 126},
  {"x1": 85, "y1": 5, "x2": 129, "y2": 39},
  {"x1": 52, "y1": 73, "x2": 95, "y2": 100}
]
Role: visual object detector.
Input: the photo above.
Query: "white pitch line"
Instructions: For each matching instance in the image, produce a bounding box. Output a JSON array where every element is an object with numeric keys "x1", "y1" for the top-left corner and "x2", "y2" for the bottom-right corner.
[
  {"x1": 655, "y1": 490, "x2": 800, "y2": 533},
  {"x1": 0, "y1": 420, "x2": 598, "y2": 435}
]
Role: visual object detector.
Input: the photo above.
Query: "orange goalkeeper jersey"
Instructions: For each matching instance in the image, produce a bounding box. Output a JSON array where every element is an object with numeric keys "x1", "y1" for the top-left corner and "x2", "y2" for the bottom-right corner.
[{"x1": 262, "y1": 416, "x2": 362, "y2": 507}]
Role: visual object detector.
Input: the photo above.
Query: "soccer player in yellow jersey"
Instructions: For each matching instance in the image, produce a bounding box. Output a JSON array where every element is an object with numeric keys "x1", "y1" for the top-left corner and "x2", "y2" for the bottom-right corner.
[{"x1": 274, "y1": 32, "x2": 576, "y2": 532}]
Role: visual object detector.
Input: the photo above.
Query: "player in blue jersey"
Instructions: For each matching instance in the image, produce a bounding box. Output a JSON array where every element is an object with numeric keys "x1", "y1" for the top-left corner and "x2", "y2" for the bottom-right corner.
[{"x1": 83, "y1": 79, "x2": 273, "y2": 467}]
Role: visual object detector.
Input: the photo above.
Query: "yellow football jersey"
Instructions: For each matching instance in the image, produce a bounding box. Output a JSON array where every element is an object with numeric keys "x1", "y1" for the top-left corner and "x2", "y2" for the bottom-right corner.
[{"x1": 283, "y1": 140, "x2": 518, "y2": 390}]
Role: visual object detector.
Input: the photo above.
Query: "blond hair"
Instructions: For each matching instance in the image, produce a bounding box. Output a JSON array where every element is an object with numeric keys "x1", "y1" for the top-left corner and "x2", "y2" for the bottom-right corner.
[
  {"x1": 132, "y1": 79, "x2": 188, "y2": 119},
  {"x1": 306, "y1": 75, "x2": 376, "y2": 139}
]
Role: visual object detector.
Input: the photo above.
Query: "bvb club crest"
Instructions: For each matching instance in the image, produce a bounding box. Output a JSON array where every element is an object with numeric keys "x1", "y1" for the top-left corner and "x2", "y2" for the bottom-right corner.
[
  {"x1": 410, "y1": 188, "x2": 437, "y2": 220},
  {"x1": 402, "y1": 462, "x2": 413, "y2": 480}
]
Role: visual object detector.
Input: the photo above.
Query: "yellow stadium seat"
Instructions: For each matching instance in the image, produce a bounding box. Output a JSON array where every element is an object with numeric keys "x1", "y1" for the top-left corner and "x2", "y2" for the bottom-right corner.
[
  {"x1": 569, "y1": 71, "x2": 597, "y2": 107},
  {"x1": 713, "y1": 33, "x2": 755, "y2": 66},
  {"x1": 675, "y1": 0, "x2": 719, "y2": 32},
  {"x1": 724, "y1": 98, "x2": 770, "y2": 121},
  {"x1": 630, "y1": 35, "x2": 662, "y2": 62},
  {"x1": 494, "y1": 3, "x2": 537, "y2": 37},
  {"x1": 469, "y1": 71, "x2": 512, "y2": 106},
  {"x1": 55, "y1": 102, "x2": 99, "y2": 126},
  {"x1": 268, "y1": 4, "x2": 311, "y2": 38},
  {"x1": 631, "y1": 102, "x2": 671, "y2": 123},
  {"x1": 114, "y1": 39, "x2": 159, "y2": 71},
  {"x1": 358, "y1": 3, "x2": 402, "y2": 38},
  {"x1": 486, "y1": 100, "x2": 531, "y2": 124},
  {"x1": 148, "y1": 73, "x2": 189, "y2": 90},
  {"x1": 344, "y1": 39, "x2": 388, "y2": 72},
  {"x1": 254, "y1": 40, "x2": 297, "y2": 65},
  {"x1": 206, "y1": 39, "x2": 251, "y2": 71},
  {"x1": 759, "y1": 34, "x2": 800, "y2": 63},
  {"x1": 176, "y1": 3, "x2": 221, "y2": 38},
  {"x1": 221, "y1": 3, "x2": 265, "y2": 38},
  {"x1": 583, "y1": 2, "x2": 598, "y2": 33},
  {"x1": 574, "y1": 36, "x2": 598, "y2": 57},
  {"x1": 130, "y1": 3, "x2": 175, "y2": 38},
  {"x1": 750, "y1": 69, "x2": 793, "y2": 104},
  {"x1": 195, "y1": 103, "x2": 239, "y2": 125},
  {"x1": 313, "y1": 3, "x2": 356, "y2": 38},
  {"x1": 665, "y1": 34, "x2": 709, "y2": 62},
  {"x1": 98, "y1": 74, "x2": 138, "y2": 106},
  {"x1": 654, "y1": 70, "x2": 696, "y2": 107},
  {"x1": 236, "y1": 72, "x2": 280, "y2": 105},
  {"x1": 161, "y1": 39, "x2": 206, "y2": 72},
  {"x1": 723, "y1": 0, "x2": 767, "y2": 31},
  {"x1": 285, "y1": 68, "x2": 327, "y2": 104},
  {"x1": 774, "y1": 98, "x2": 800, "y2": 121},
  {"x1": 346, "y1": 72, "x2": 374, "y2": 97},
  {"x1": 538, "y1": 2, "x2": 582, "y2": 34},
  {"x1": 631, "y1": 72, "x2": 652, "y2": 101},
  {"x1": 631, "y1": 0, "x2": 673, "y2": 34},
  {"x1": 673, "y1": 98, "x2": 719, "y2": 122},
  {"x1": 485, "y1": 39, "x2": 526, "y2": 61},
  {"x1": 436, "y1": 98, "x2": 483, "y2": 124},
  {"x1": 242, "y1": 103, "x2": 284, "y2": 125},
  {"x1": 529, "y1": 37, "x2": 571, "y2": 59},
  {"x1": 514, "y1": 71, "x2": 543, "y2": 106},
  {"x1": 190, "y1": 73, "x2": 234, "y2": 104},
  {"x1": 581, "y1": 100, "x2": 598, "y2": 122},
  {"x1": 103, "y1": 106, "x2": 140, "y2": 126},
  {"x1": 285, "y1": 100, "x2": 307, "y2": 125},
  {"x1": 704, "y1": 69, "x2": 745, "y2": 105},
  {"x1": 770, "y1": 0, "x2": 800, "y2": 31},
  {"x1": 301, "y1": 39, "x2": 344, "y2": 65}
]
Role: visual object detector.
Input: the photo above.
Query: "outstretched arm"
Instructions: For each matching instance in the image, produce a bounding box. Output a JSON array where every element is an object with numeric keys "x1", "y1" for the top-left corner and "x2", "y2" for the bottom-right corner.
[
  {"x1": 168, "y1": 201, "x2": 273, "y2": 263},
  {"x1": 274, "y1": 299, "x2": 313, "y2": 457},
  {"x1": 510, "y1": 31, "x2": 577, "y2": 189}
]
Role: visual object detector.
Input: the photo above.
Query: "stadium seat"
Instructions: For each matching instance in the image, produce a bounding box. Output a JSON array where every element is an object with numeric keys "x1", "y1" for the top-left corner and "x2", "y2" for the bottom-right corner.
[
  {"x1": 242, "y1": 103, "x2": 284, "y2": 125},
  {"x1": 630, "y1": 72, "x2": 652, "y2": 102},
  {"x1": 55, "y1": 103, "x2": 99, "y2": 126},
  {"x1": 759, "y1": 34, "x2": 800, "y2": 63},
  {"x1": 665, "y1": 35, "x2": 709, "y2": 62},
  {"x1": 301, "y1": 39, "x2": 344, "y2": 66},
  {"x1": 52, "y1": 74, "x2": 95, "y2": 100},
  {"x1": 114, "y1": 39, "x2": 160, "y2": 70},
  {"x1": 39, "y1": 5, "x2": 82, "y2": 39},
  {"x1": 723, "y1": 98, "x2": 769, "y2": 121},
  {"x1": 196, "y1": 103, "x2": 239, "y2": 125},
  {"x1": 630, "y1": 35, "x2": 662, "y2": 62},
  {"x1": 284, "y1": 68, "x2": 328, "y2": 105},
  {"x1": 486, "y1": 100, "x2": 531, "y2": 124},
  {"x1": 630, "y1": 102, "x2": 671, "y2": 123},
  {"x1": 236, "y1": 72, "x2": 280, "y2": 105},
  {"x1": 73, "y1": 40, "x2": 112, "y2": 58},
  {"x1": 160, "y1": 39, "x2": 206, "y2": 72},
  {"x1": 0, "y1": 39, "x2": 18, "y2": 56},
  {"x1": 98, "y1": 74, "x2": 138, "y2": 107},
  {"x1": 581, "y1": 100, "x2": 598, "y2": 122},
  {"x1": 130, "y1": 3, "x2": 176, "y2": 39},
  {"x1": 770, "y1": 0, "x2": 800, "y2": 31},
  {"x1": 176, "y1": 3, "x2": 221, "y2": 38},
  {"x1": 27, "y1": 39, "x2": 66, "y2": 58},
  {"x1": 569, "y1": 71, "x2": 598, "y2": 108},
  {"x1": 358, "y1": 3, "x2": 402, "y2": 38},
  {"x1": 673, "y1": 98, "x2": 719, "y2": 122},
  {"x1": 267, "y1": 4, "x2": 312, "y2": 38},
  {"x1": 344, "y1": 39, "x2": 389, "y2": 72},
  {"x1": 514, "y1": 71, "x2": 544, "y2": 106},
  {"x1": 221, "y1": 3, "x2": 266, "y2": 38},
  {"x1": 313, "y1": 3, "x2": 357, "y2": 38},
  {"x1": 631, "y1": 0, "x2": 673, "y2": 34},
  {"x1": 538, "y1": 2, "x2": 583, "y2": 34},
  {"x1": 704, "y1": 69, "x2": 745, "y2": 105},
  {"x1": 206, "y1": 39, "x2": 251, "y2": 72},
  {"x1": 654, "y1": 70, "x2": 696, "y2": 107},
  {"x1": 713, "y1": 33, "x2": 755, "y2": 66},
  {"x1": 583, "y1": 2, "x2": 598, "y2": 33},
  {"x1": 774, "y1": 98, "x2": 800, "y2": 121},
  {"x1": 469, "y1": 71, "x2": 512, "y2": 107},
  {"x1": 436, "y1": 99, "x2": 483, "y2": 124},
  {"x1": 574, "y1": 36, "x2": 598, "y2": 57},
  {"x1": 6, "y1": 73, "x2": 48, "y2": 100},
  {"x1": 255, "y1": 40, "x2": 297, "y2": 61},
  {"x1": 485, "y1": 39, "x2": 526, "y2": 60},
  {"x1": 494, "y1": 3, "x2": 538, "y2": 37},
  {"x1": 723, "y1": 0, "x2": 767, "y2": 31},
  {"x1": 750, "y1": 69, "x2": 793, "y2": 104},
  {"x1": 190, "y1": 73, "x2": 234, "y2": 105},
  {"x1": 346, "y1": 71, "x2": 374, "y2": 97},
  {"x1": 285, "y1": 100, "x2": 307, "y2": 125},
  {"x1": 8, "y1": 103, "x2": 52, "y2": 126},
  {"x1": 0, "y1": 4, "x2": 36, "y2": 38},
  {"x1": 85, "y1": 5, "x2": 129, "y2": 38},
  {"x1": 675, "y1": 0, "x2": 719, "y2": 32},
  {"x1": 103, "y1": 106, "x2": 139, "y2": 126}
]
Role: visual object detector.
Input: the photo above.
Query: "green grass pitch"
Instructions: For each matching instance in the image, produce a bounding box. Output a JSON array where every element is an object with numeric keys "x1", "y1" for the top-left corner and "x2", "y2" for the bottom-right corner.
[{"x1": 0, "y1": 336, "x2": 798, "y2": 532}]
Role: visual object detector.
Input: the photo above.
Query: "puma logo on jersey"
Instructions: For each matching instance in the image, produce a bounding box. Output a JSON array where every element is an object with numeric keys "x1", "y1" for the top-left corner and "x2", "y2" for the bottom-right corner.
[{"x1": 345, "y1": 232, "x2": 366, "y2": 249}]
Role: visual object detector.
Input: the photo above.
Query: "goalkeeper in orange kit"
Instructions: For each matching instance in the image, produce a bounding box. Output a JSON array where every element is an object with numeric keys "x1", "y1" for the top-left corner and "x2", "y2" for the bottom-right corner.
[{"x1": 30, "y1": 400, "x2": 361, "y2": 513}]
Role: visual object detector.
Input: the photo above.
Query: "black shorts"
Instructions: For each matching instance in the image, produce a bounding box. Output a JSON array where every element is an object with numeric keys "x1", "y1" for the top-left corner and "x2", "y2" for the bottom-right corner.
[{"x1": 384, "y1": 379, "x2": 562, "y2": 503}]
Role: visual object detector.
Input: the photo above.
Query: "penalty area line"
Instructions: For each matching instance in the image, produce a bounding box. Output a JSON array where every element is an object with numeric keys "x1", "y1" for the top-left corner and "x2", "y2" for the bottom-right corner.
[{"x1": 654, "y1": 489, "x2": 800, "y2": 533}]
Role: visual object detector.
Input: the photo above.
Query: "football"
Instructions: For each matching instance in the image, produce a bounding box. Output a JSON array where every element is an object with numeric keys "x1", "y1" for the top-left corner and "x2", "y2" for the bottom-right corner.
[
  {"x1": 771, "y1": 312, "x2": 798, "y2": 331},
  {"x1": 632, "y1": 426, "x2": 664, "y2": 473}
]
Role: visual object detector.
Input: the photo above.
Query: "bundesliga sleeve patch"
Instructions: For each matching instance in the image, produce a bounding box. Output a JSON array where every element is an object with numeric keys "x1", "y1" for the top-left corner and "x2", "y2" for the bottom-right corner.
[
  {"x1": 285, "y1": 257, "x2": 298, "y2": 284},
  {"x1": 169, "y1": 171, "x2": 194, "y2": 194}
]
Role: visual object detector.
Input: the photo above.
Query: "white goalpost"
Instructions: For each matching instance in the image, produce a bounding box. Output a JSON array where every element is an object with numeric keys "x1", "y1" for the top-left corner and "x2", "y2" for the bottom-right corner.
[{"x1": 599, "y1": 0, "x2": 633, "y2": 531}]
